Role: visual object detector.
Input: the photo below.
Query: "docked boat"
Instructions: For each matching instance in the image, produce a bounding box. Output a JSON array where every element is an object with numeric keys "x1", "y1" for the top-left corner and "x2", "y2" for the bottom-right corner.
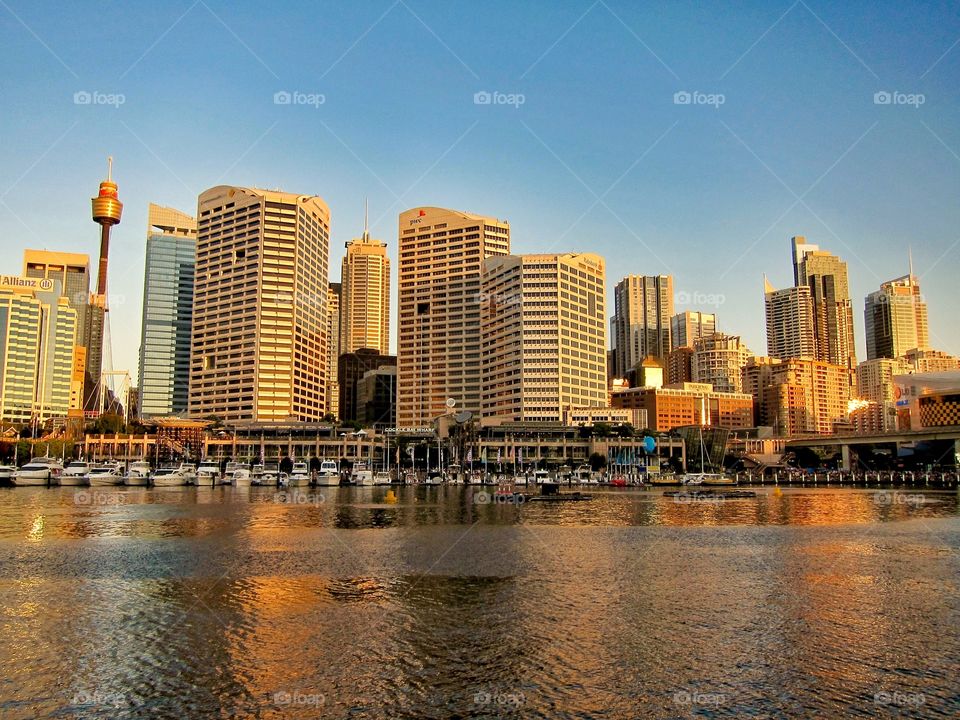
[
  {"x1": 289, "y1": 461, "x2": 311, "y2": 487},
  {"x1": 261, "y1": 462, "x2": 282, "y2": 486},
  {"x1": 315, "y1": 460, "x2": 340, "y2": 486},
  {"x1": 251, "y1": 463, "x2": 265, "y2": 486},
  {"x1": 60, "y1": 461, "x2": 92, "y2": 486},
  {"x1": 0, "y1": 465, "x2": 14, "y2": 485},
  {"x1": 12, "y1": 457, "x2": 63, "y2": 486},
  {"x1": 532, "y1": 469, "x2": 551, "y2": 485},
  {"x1": 151, "y1": 463, "x2": 196, "y2": 487},
  {"x1": 231, "y1": 467, "x2": 252, "y2": 487},
  {"x1": 352, "y1": 462, "x2": 374, "y2": 486},
  {"x1": 373, "y1": 471, "x2": 392, "y2": 485},
  {"x1": 424, "y1": 472, "x2": 443, "y2": 485},
  {"x1": 124, "y1": 460, "x2": 151, "y2": 486},
  {"x1": 195, "y1": 459, "x2": 221, "y2": 486},
  {"x1": 88, "y1": 462, "x2": 124, "y2": 486}
]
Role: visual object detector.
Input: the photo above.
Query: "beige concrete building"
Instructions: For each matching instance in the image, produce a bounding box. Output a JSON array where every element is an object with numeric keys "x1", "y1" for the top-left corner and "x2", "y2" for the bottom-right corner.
[
  {"x1": 747, "y1": 357, "x2": 854, "y2": 436},
  {"x1": 903, "y1": 347, "x2": 959, "y2": 373},
  {"x1": 612, "y1": 381, "x2": 753, "y2": 431},
  {"x1": 670, "y1": 310, "x2": 716, "y2": 351},
  {"x1": 856, "y1": 357, "x2": 911, "y2": 431},
  {"x1": 397, "y1": 206, "x2": 510, "y2": 426},
  {"x1": 326, "y1": 282, "x2": 341, "y2": 415},
  {"x1": 480, "y1": 253, "x2": 606, "y2": 423},
  {"x1": 764, "y1": 278, "x2": 815, "y2": 360},
  {"x1": 340, "y1": 217, "x2": 389, "y2": 355},
  {"x1": 692, "y1": 332, "x2": 752, "y2": 393},
  {"x1": 189, "y1": 186, "x2": 331, "y2": 422},
  {"x1": 611, "y1": 274, "x2": 673, "y2": 374},
  {"x1": 563, "y1": 405, "x2": 647, "y2": 429},
  {"x1": 865, "y1": 272, "x2": 928, "y2": 360}
]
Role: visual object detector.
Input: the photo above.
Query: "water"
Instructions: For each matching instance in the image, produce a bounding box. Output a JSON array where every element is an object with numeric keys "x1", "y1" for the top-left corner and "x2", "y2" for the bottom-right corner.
[{"x1": 1, "y1": 485, "x2": 958, "y2": 718}]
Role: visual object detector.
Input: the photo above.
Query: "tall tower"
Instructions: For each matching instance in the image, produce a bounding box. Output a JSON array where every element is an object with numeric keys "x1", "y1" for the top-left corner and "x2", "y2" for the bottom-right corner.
[
  {"x1": 397, "y1": 206, "x2": 510, "y2": 426},
  {"x1": 91, "y1": 157, "x2": 123, "y2": 296},
  {"x1": 764, "y1": 277, "x2": 816, "y2": 360},
  {"x1": 865, "y1": 267, "x2": 929, "y2": 360},
  {"x1": 340, "y1": 201, "x2": 390, "y2": 355},
  {"x1": 611, "y1": 274, "x2": 674, "y2": 376}
]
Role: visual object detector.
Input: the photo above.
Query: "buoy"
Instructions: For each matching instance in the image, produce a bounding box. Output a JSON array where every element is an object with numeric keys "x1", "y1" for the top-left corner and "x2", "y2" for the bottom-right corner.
[
  {"x1": 773, "y1": 486, "x2": 782, "y2": 496},
  {"x1": 385, "y1": 490, "x2": 397, "y2": 504}
]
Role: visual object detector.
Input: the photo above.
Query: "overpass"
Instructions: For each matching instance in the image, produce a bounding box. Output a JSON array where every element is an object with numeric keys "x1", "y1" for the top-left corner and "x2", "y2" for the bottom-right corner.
[{"x1": 785, "y1": 428, "x2": 960, "y2": 470}]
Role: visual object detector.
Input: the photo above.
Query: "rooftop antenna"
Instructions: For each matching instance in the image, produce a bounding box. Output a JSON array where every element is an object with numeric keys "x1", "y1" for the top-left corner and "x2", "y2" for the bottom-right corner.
[
  {"x1": 363, "y1": 197, "x2": 369, "y2": 240},
  {"x1": 908, "y1": 246, "x2": 914, "y2": 282}
]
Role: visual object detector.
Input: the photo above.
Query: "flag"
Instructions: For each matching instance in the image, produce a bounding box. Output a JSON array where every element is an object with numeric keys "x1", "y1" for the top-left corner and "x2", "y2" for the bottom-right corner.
[
  {"x1": 418, "y1": 209, "x2": 426, "y2": 216},
  {"x1": 466, "y1": 449, "x2": 473, "y2": 463},
  {"x1": 497, "y1": 448, "x2": 501, "y2": 462}
]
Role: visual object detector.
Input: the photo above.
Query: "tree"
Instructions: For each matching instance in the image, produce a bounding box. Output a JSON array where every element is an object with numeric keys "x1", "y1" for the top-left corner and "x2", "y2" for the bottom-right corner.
[
  {"x1": 591, "y1": 422, "x2": 613, "y2": 437},
  {"x1": 588, "y1": 452, "x2": 607, "y2": 471}
]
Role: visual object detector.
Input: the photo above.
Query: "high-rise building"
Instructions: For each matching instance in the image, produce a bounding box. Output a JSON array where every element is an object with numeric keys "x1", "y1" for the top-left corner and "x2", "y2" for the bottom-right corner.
[
  {"x1": 611, "y1": 275, "x2": 673, "y2": 375},
  {"x1": 137, "y1": 204, "x2": 197, "y2": 418},
  {"x1": 356, "y1": 366, "x2": 397, "y2": 427},
  {"x1": 667, "y1": 346, "x2": 694, "y2": 385},
  {"x1": 692, "y1": 333, "x2": 752, "y2": 393},
  {"x1": 480, "y1": 253, "x2": 607, "y2": 423},
  {"x1": 865, "y1": 272, "x2": 929, "y2": 360},
  {"x1": 189, "y1": 186, "x2": 331, "y2": 423},
  {"x1": 397, "y1": 206, "x2": 510, "y2": 426},
  {"x1": 326, "y1": 282, "x2": 341, "y2": 416},
  {"x1": 338, "y1": 349, "x2": 396, "y2": 422},
  {"x1": 340, "y1": 208, "x2": 390, "y2": 355},
  {"x1": 791, "y1": 237, "x2": 856, "y2": 369},
  {"x1": 670, "y1": 311, "x2": 716, "y2": 351},
  {"x1": 0, "y1": 277, "x2": 78, "y2": 424},
  {"x1": 764, "y1": 278, "x2": 815, "y2": 360},
  {"x1": 903, "y1": 348, "x2": 960, "y2": 373},
  {"x1": 857, "y1": 357, "x2": 911, "y2": 431}
]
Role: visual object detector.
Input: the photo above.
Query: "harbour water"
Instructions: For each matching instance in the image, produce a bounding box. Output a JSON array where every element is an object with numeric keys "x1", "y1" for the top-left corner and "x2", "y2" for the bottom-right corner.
[{"x1": 1, "y1": 485, "x2": 958, "y2": 718}]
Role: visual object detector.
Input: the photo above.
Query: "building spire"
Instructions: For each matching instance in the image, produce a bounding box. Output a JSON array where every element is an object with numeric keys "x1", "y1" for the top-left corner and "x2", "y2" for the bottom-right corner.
[
  {"x1": 362, "y1": 198, "x2": 369, "y2": 240},
  {"x1": 908, "y1": 246, "x2": 914, "y2": 282}
]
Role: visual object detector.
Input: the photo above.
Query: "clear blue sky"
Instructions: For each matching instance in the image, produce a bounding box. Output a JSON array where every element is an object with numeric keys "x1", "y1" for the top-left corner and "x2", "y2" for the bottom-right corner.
[{"x1": 2, "y1": 0, "x2": 958, "y2": 382}]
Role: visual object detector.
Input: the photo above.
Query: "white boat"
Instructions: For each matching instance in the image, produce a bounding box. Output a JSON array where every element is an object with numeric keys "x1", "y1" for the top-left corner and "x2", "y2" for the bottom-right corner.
[
  {"x1": 573, "y1": 465, "x2": 592, "y2": 485},
  {"x1": 0, "y1": 465, "x2": 14, "y2": 483},
  {"x1": 125, "y1": 460, "x2": 151, "y2": 486},
  {"x1": 231, "y1": 468, "x2": 252, "y2": 487},
  {"x1": 251, "y1": 464, "x2": 265, "y2": 486},
  {"x1": 289, "y1": 461, "x2": 311, "y2": 487},
  {"x1": 315, "y1": 460, "x2": 340, "y2": 486},
  {"x1": 223, "y1": 462, "x2": 241, "y2": 485},
  {"x1": 424, "y1": 473, "x2": 443, "y2": 485},
  {"x1": 151, "y1": 463, "x2": 195, "y2": 487},
  {"x1": 513, "y1": 474, "x2": 528, "y2": 486},
  {"x1": 88, "y1": 462, "x2": 124, "y2": 486},
  {"x1": 373, "y1": 471, "x2": 392, "y2": 485},
  {"x1": 533, "y1": 469, "x2": 551, "y2": 485},
  {"x1": 261, "y1": 462, "x2": 282, "y2": 486},
  {"x1": 195, "y1": 459, "x2": 221, "y2": 486},
  {"x1": 12, "y1": 457, "x2": 63, "y2": 486},
  {"x1": 352, "y1": 462, "x2": 374, "y2": 486},
  {"x1": 60, "y1": 461, "x2": 92, "y2": 486}
]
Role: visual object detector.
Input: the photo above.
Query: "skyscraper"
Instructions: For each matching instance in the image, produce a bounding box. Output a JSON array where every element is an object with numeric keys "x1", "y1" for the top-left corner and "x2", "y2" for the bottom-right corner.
[
  {"x1": 481, "y1": 253, "x2": 607, "y2": 422},
  {"x1": 611, "y1": 274, "x2": 673, "y2": 376},
  {"x1": 137, "y1": 204, "x2": 197, "y2": 418},
  {"x1": 397, "y1": 206, "x2": 510, "y2": 426},
  {"x1": 189, "y1": 186, "x2": 331, "y2": 423},
  {"x1": 864, "y1": 271, "x2": 929, "y2": 360},
  {"x1": 764, "y1": 278, "x2": 816, "y2": 360},
  {"x1": 791, "y1": 236, "x2": 856, "y2": 369},
  {"x1": 670, "y1": 311, "x2": 716, "y2": 351},
  {"x1": 326, "y1": 282, "x2": 341, "y2": 416},
  {"x1": 691, "y1": 333, "x2": 752, "y2": 393},
  {"x1": 340, "y1": 206, "x2": 389, "y2": 355}
]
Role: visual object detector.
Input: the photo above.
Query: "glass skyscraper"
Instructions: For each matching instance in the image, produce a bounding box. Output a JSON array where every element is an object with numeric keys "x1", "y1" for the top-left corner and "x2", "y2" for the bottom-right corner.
[{"x1": 137, "y1": 204, "x2": 197, "y2": 417}]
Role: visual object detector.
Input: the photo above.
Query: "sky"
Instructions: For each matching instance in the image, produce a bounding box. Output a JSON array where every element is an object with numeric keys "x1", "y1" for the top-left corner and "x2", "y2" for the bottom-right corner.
[{"x1": 2, "y1": 0, "x2": 959, "y2": 384}]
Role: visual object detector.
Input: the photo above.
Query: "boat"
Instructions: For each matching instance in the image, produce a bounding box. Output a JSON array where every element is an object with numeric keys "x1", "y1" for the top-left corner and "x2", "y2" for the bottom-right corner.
[
  {"x1": 12, "y1": 457, "x2": 63, "y2": 486},
  {"x1": 533, "y1": 469, "x2": 551, "y2": 485},
  {"x1": 513, "y1": 474, "x2": 528, "y2": 486},
  {"x1": 402, "y1": 470, "x2": 418, "y2": 485},
  {"x1": 60, "y1": 461, "x2": 92, "y2": 486},
  {"x1": 195, "y1": 459, "x2": 221, "y2": 486},
  {"x1": 151, "y1": 463, "x2": 195, "y2": 487},
  {"x1": 424, "y1": 472, "x2": 443, "y2": 485},
  {"x1": 373, "y1": 471, "x2": 392, "y2": 485},
  {"x1": 315, "y1": 460, "x2": 340, "y2": 486},
  {"x1": 87, "y1": 462, "x2": 124, "y2": 486},
  {"x1": 251, "y1": 464, "x2": 265, "y2": 486},
  {"x1": 289, "y1": 461, "x2": 311, "y2": 487},
  {"x1": 0, "y1": 465, "x2": 15, "y2": 485},
  {"x1": 261, "y1": 462, "x2": 282, "y2": 486},
  {"x1": 231, "y1": 467, "x2": 252, "y2": 487},
  {"x1": 680, "y1": 427, "x2": 734, "y2": 486},
  {"x1": 124, "y1": 460, "x2": 151, "y2": 486},
  {"x1": 352, "y1": 462, "x2": 374, "y2": 486},
  {"x1": 527, "y1": 482, "x2": 593, "y2": 502}
]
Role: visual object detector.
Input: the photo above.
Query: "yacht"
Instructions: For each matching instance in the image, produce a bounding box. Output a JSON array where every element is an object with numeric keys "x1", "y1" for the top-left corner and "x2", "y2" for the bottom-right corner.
[
  {"x1": 124, "y1": 460, "x2": 151, "y2": 486},
  {"x1": 373, "y1": 471, "x2": 392, "y2": 485},
  {"x1": 533, "y1": 469, "x2": 551, "y2": 485},
  {"x1": 88, "y1": 462, "x2": 124, "y2": 486},
  {"x1": 12, "y1": 457, "x2": 63, "y2": 486},
  {"x1": 231, "y1": 467, "x2": 252, "y2": 487},
  {"x1": 573, "y1": 465, "x2": 592, "y2": 485},
  {"x1": 315, "y1": 460, "x2": 340, "y2": 486},
  {"x1": 0, "y1": 465, "x2": 14, "y2": 485},
  {"x1": 352, "y1": 462, "x2": 374, "y2": 486},
  {"x1": 251, "y1": 464, "x2": 265, "y2": 486},
  {"x1": 60, "y1": 461, "x2": 92, "y2": 486},
  {"x1": 151, "y1": 463, "x2": 195, "y2": 487},
  {"x1": 261, "y1": 462, "x2": 282, "y2": 486},
  {"x1": 195, "y1": 459, "x2": 221, "y2": 486},
  {"x1": 289, "y1": 461, "x2": 311, "y2": 487}
]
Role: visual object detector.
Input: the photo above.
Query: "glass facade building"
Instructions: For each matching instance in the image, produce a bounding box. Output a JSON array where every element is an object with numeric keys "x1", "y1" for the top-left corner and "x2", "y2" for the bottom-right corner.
[{"x1": 138, "y1": 204, "x2": 197, "y2": 417}]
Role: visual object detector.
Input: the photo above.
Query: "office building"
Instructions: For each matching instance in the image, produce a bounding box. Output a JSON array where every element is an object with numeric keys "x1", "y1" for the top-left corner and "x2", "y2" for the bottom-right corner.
[
  {"x1": 397, "y1": 206, "x2": 510, "y2": 426},
  {"x1": 612, "y1": 382, "x2": 753, "y2": 432},
  {"x1": 356, "y1": 365, "x2": 397, "y2": 427},
  {"x1": 480, "y1": 253, "x2": 606, "y2": 423},
  {"x1": 137, "y1": 204, "x2": 197, "y2": 417},
  {"x1": 340, "y1": 210, "x2": 389, "y2": 355},
  {"x1": 326, "y1": 282, "x2": 341, "y2": 416},
  {"x1": 667, "y1": 346, "x2": 694, "y2": 385},
  {"x1": 864, "y1": 272, "x2": 928, "y2": 361},
  {"x1": 189, "y1": 186, "x2": 331, "y2": 422},
  {"x1": 856, "y1": 357, "x2": 911, "y2": 432},
  {"x1": 339, "y1": 349, "x2": 396, "y2": 422},
  {"x1": 670, "y1": 311, "x2": 716, "y2": 351},
  {"x1": 692, "y1": 333, "x2": 752, "y2": 393},
  {"x1": 764, "y1": 278, "x2": 815, "y2": 360},
  {"x1": 903, "y1": 348, "x2": 960, "y2": 373},
  {"x1": 611, "y1": 274, "x2": 673, "y2": 375}
]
